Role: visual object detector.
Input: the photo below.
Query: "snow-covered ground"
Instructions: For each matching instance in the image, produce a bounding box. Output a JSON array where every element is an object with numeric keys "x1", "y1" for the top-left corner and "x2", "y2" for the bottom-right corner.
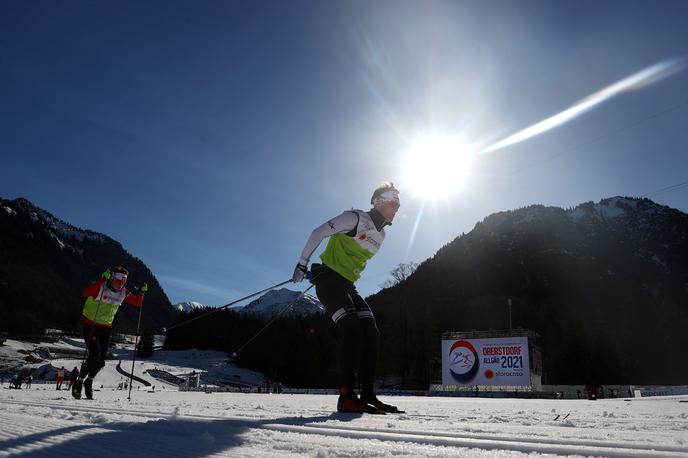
[
  {"x1": 1, "y1": 388, "x2": 687, "y2": 457},
  {"x1": 1, "y1": 338, "x2": 267, "y2": 389},
  {"x1": 2, "y1": 338, "x2": 688, "y2": 457}
]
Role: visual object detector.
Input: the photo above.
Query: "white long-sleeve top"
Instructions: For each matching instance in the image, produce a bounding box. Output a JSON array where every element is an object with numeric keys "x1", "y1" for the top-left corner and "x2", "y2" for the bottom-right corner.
[{"x1": 297, "y1": 211, "x2": 359, "y2": 265}]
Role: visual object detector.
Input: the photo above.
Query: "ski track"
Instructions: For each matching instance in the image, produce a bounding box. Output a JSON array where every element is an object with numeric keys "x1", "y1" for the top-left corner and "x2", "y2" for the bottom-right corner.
[{"x1": 2, "y1": 398, "x2": 688, "y2": 457}]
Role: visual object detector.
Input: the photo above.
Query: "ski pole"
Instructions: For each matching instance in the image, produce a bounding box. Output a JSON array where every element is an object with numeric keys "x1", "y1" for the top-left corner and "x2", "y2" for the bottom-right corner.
[
  {"x1": 164, "y1": 279, "x2": 293, "y2": 333},
  {"x1": 230, "y1": 283, "x2": 314, "y2": 360},
  {"x1": 128, "y1": 295, "x2": 144, "y2": 401}
]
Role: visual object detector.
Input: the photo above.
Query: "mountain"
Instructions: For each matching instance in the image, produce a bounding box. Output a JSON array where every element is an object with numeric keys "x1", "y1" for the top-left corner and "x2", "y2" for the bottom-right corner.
[
  {"x1": 240, "y1": 288, "x2": 324, "y2": 318},
  {"x1": 368, "y1": 196, "x2": 688, "y2": 387},
  {"x1": 0, "y1": 197, "x2": 178, "y2": 334},
  {"x1": 174, "y1": 301, "x2": 206, "y2": 313}
]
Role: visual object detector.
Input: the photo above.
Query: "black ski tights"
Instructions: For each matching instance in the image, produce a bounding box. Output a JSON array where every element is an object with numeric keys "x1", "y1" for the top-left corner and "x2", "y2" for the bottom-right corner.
[
  {"x1": 314, "y1": 265, "x2": 381, "y2": 396},
  {"x1": 337, "y1": 314, "x2": 380, "y2": 396},
  {"x1": 80, "y1": 323, "x2": 112, "y2": 379}
]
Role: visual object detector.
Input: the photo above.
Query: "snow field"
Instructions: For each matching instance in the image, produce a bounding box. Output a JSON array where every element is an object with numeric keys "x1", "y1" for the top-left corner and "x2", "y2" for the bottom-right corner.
[{"x1": 1, "y1": 389, "x2": 687, "y2": 457}]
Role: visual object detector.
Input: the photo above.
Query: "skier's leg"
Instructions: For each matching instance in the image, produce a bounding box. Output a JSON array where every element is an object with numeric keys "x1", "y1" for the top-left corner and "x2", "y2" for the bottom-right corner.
[
  {"x1": 353, "y1": 293, "x2": 403, "y2": 413},
  {"x1": 75, "y1": 324, "x2": 101, "y2": 399},
  {"x1": 88, "y1": 329, "x2": 111, "y2": 379},
  {"x1": 315, "y1": 270, "x2": 377, "y2": 413},
  {"x1": 83, "y1": 329, "x2": 111, "y2": 399},
  {"x1": 358, "y1": 314, "x2": 379, "y2": 398},
  {"x1": 79, "y1": 323, "x2": 99, "y2": 379},
  {"x1": 315, "y1": 273, "x2": 360, "y2": 392},
  {"x1": 337, "y1": 312, "x2": 362, "y2": 391}
]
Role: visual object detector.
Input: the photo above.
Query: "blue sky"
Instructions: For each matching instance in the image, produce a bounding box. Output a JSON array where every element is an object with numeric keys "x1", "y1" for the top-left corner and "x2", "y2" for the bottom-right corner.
[{"x1": 2, "y1": 1, "x2": 688, "y2": 306}]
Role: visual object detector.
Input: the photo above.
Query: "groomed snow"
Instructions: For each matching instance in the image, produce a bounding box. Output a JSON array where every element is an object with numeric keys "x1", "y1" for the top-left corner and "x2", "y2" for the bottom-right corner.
[
  {"x1": 2, "y1": 339, "x2": 687, "y2": 456},
  {"x1": 1, "y1": 388, "x2": 687, "y2": 457}
]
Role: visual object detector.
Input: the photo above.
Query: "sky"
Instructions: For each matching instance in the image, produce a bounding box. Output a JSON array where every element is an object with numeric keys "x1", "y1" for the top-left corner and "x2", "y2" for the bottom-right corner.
[{"x1": 2, "y1": 0, "x2": 688, "y2": 307}]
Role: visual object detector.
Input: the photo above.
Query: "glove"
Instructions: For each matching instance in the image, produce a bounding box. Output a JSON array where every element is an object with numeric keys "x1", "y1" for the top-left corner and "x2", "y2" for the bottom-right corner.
[
  {"x1": 292, "y1": 263, "x2": 308, "y2": 283},
  {"x1": 102, "y1": 269, "x2": 111, "y2": 280},
  {"x1": 139, "y1": 283, "x2": 148, "y2": 294}
]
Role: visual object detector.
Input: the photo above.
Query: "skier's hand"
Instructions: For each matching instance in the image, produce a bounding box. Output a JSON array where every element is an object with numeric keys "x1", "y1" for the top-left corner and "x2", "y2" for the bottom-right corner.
[
  {"x1": 292, "y1": 263, "x2": 307, "y2": 283},
  {"x1": 102, "y1": 269, "x2": 111, "y2": 280},
  {"x1": 139, "y1": 283, "x2": 148, "y2": 294}
]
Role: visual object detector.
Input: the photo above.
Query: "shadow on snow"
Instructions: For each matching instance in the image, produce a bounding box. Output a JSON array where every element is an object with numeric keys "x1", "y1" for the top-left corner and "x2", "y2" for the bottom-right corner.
[{"x1": 0, "y1": 412, "x2": 360, "y2": 457}]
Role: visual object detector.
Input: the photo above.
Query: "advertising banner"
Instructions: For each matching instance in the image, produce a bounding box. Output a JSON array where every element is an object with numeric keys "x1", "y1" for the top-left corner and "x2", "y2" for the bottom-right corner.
[{"x1": 441, "y1": 337, "x2": 531, "y2": 386}]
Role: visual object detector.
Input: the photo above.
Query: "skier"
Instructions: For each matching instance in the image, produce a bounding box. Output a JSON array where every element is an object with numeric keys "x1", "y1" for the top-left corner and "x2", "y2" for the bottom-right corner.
[
  {"x1": 72, "y1": 266, "x2": 146, "y2": 400},
  {"x1": 292, "y1": 181, "x2": 402, "y2": 414},
  {"x1": 24, "y1": 375, "x2": 32, "y2": 389}
]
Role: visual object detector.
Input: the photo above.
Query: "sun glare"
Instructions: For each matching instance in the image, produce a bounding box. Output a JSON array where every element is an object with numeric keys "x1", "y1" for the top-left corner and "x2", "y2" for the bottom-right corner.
[{"x1": 401, "y1": 134, "x2": 474, "y2": 199}]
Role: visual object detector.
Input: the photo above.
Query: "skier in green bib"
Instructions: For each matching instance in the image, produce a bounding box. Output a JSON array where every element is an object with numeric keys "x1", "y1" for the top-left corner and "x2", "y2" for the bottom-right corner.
[
  {"x1": 293, "y1": 181, "x2": 402, "y2": 414},
  {"x1": 72, "y1": 266, "x2": 146, "y2": 399}
]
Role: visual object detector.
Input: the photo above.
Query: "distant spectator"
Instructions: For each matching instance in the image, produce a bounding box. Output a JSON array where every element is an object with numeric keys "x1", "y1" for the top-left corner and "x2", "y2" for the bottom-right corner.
[
  {"x1": 56, "y1": 366, "x2": 66, "y2": 390},
  {"x1": 24, "y1": 375, "x2": 32, "y2": 389},
  {"x1": 9, "y1": 374, "x2": 16, "y2": 389},
  {"x1": 577, "y1": 389, "x2": 582, "y2": 399},
  {"x1": 586, "y1": 385, "x2": 597, "y2": 400},
  {"x1": 68, "y1": 367, "x2": 79, "y2": 389},
  {"x1": 14, "y1": 374, "x2": 23, "y2": 389}
]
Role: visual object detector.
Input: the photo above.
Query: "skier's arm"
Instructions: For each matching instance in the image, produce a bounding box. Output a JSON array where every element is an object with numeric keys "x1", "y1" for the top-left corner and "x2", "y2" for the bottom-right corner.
[
  {"x1": 124, "y1": 289, "x2": 143, "y2": 308},
  {"x1": 298, "y1": 211, "x2": 359, "y2": 266},
  {"x1": 82, "y1": 279, "x2": 106, "y2": 298}
]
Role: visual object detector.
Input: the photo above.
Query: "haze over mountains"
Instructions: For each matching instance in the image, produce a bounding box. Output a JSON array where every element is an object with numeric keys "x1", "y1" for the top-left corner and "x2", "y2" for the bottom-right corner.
[
  {"x1": 240, "y1": 288, "x2": 324, "y2": 318},
  {"x1": 173, "y1": 301, "x2": 206, "y2": 313}
]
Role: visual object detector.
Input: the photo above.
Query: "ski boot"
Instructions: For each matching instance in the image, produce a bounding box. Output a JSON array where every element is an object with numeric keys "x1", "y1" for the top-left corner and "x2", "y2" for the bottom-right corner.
[
  {"x1": 83, "y1": 378, "x2": 93, "y2": 400},
  {"x1": 71, "y1": 379, "x2": 83, "y2": 400},
  {"x1": 337, "y1": 387, "x2": 382, "y2": 414},
  {"x1": 361, "y1": 394, "x2": 405, "y2": 413}
]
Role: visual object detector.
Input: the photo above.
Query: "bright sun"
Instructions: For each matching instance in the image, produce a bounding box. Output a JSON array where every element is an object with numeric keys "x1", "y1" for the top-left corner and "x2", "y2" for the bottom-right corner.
[{"x1": 401, "y1": 134, "x2": 474, "y2": 199}]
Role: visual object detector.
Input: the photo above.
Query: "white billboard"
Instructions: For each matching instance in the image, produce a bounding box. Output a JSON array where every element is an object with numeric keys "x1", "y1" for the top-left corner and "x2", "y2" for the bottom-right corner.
[{"x1": 441, "y1": 336, "x2": 531, "y2": 386}]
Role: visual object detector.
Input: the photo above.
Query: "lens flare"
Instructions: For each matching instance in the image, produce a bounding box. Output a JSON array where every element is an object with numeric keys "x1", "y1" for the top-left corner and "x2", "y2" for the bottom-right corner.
[{"x1": 481, "y1": 58, "x2": 687, "y2": 154}]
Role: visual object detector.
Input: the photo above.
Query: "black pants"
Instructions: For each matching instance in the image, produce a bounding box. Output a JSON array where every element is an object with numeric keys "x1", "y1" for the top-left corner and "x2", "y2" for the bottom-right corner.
[
  {"x1": 80, "y1": 322, "x2": 112, "y2": 379},
  {"x1": 313, "y1": 265, "x2": 379, "y2": 397}
]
